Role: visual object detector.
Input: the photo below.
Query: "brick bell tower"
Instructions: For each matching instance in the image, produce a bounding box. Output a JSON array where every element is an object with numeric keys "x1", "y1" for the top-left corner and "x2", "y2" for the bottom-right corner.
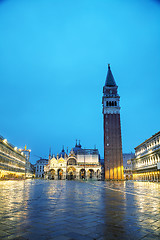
[{"x1": 102, "y1": 64, "x2": 124, "y2": 180}]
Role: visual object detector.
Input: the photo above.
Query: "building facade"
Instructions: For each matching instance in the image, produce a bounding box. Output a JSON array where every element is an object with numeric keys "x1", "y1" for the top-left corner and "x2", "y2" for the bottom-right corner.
[
  {"x1": 44, "y1": 142, "x2": 101, "y2": 180},
  {"x1": 0, "y1": 136, "x2": 26, "y2": 179},
  {"x1": 20, "y1": 145, "x2": 34, "y2": 178},
  {"x1": 123, "y1": 153, "x2": 135, "y2": 180},
  {"x1": 131, "y1": 131, "x2": 160, "y2": 181},
  {"x1": 35, "y1": 158, "x2": 48, "y2": 178},
  {"x1": 102, "y1": 64, "x2": 124, "y2": 180}
]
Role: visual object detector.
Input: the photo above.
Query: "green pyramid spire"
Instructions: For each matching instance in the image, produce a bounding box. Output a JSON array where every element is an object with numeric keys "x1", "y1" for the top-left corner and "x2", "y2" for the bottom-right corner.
[{"x1": 105, "y1": 64, "x2": 117, "y2": 87}]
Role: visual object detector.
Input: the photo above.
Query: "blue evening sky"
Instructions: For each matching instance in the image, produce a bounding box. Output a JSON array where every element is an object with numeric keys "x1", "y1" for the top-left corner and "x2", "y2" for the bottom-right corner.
[{"x1": 0, "y1": 0, "x2": 160, "y2": 163}]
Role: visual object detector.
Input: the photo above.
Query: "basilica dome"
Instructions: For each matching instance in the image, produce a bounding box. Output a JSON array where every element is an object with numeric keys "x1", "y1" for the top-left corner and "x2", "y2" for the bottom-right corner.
[
  {"x1": 72, "y1": 140, "x2": 82, "y2": 155},
  {"x1": 58, "y1": 147, "x2": 66, "y2": 158}
]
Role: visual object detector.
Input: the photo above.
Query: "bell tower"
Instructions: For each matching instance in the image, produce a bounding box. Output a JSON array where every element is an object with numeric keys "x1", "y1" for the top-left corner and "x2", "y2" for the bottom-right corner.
[{"x1": 102, "y1": 64, "x2": 124, "y2": 180}]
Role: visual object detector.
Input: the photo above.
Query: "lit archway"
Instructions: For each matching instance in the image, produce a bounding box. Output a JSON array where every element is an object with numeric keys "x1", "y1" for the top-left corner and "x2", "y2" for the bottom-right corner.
[
  {"x1": 49, "y1": 169, "x2": 55, "y2": 180},
  {"x1": 67, "y1": 166, "x2": 76, "y2": 180},
  {"x1": 58, "y1": 169, "x2": 63, "y2": 180}
]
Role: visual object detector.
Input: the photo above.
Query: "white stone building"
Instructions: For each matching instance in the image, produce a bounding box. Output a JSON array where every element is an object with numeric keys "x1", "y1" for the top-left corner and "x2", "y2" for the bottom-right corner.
[
  {"x1": 131, "y1": 131, "x2": 160, "y2": 181},
  {"x1": 35, "y1": 158, "x2": 48, "y2": 178},
  {"x1": 44, "y1": 142, "x2": 101, "y2": 180}
]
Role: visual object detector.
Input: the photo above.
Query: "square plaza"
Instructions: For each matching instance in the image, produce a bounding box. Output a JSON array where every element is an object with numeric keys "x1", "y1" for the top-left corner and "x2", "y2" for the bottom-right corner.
[{"x1": 0, "y1": 180, "x2": 159, "y2": 240}]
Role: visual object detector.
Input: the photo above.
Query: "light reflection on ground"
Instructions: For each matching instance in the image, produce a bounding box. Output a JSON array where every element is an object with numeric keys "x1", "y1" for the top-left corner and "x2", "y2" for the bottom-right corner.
[{"x1": 0, "y1": 180, "x2": 159, "y2": 240}]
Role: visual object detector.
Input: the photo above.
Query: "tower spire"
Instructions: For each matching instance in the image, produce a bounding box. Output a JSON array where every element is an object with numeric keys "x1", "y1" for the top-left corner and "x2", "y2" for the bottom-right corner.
[
  {"x1": 49, "y1": 147, "x2": 51, "y2": 160},
  {"x1": 105, "y1": 64, "x2": 117, "y2": 87},
  {"x1": 102, "y1": 65, "x2": 124, "y2": 180},
  {"x1": 62, "y1": 145, "x2": 64, "y2": 152}
]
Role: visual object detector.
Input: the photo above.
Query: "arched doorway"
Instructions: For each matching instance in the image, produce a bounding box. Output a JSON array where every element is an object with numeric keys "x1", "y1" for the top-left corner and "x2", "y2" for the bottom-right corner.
[
  {"x1": 80, "y1": 169, "x2": 86, "y2": 179},
  {"x1": 58, "y1": 169, "x2": 63, "y2": 180},
  {"x1": 49, "y1": 169, "x2": 55, "y2": 180},
  {"x1": 67, "y1": 167, "x2": 76, "y2": 180},
  {"x1": 88, "y1": 169, "x2": 94, "y2": 179}
]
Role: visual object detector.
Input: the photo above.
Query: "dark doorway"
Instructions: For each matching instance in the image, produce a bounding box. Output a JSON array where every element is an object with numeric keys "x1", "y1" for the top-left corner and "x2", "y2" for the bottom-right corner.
[{"x1": 80, "y1": 169, "x2": 85, "y2": 179}]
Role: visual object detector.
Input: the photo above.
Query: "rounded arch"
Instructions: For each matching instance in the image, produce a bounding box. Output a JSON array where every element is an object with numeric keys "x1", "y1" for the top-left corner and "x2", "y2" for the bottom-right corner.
[
  {"x1": 58, "y1": 168, "x2": 63, "y2": 180},
  {"x1": 67, "y1": 166, "x2": 76, "y2": 180},
  {"x1": 67, "y1": 157, "x2": 77, "y2": 166},
  {"x1": 49, "y1": 169, "x2": 55, "y2": 180},
  {"x1": 58, "y1": 158, "x2": 65, "y2": 164},
  {"x1": 88, "y1": 169, "x2": 94, "y2": 179}
]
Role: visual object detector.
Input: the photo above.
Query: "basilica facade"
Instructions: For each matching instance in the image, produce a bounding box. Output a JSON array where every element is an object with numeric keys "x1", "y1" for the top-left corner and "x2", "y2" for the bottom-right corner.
[{"x1": 44, "y1": 142, "x2": 101, "y2": 180}]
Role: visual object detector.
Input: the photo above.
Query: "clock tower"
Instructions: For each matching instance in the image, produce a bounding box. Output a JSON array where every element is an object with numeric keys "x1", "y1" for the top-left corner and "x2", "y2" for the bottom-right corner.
[{"x1": 102, "y1": 64, "x2": 124, "y2": 180}]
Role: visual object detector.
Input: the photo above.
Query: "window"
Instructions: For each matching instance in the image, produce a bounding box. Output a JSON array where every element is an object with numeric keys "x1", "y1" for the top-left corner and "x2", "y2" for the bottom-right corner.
[{"x1": 67, "y1": 158, "x2": 77, "y2": 165}]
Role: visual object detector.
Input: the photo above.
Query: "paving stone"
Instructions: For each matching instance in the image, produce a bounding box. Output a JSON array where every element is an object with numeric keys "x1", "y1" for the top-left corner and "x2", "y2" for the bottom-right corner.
[{"x1": 0, "y1": 180, "x2": 159, "y2": 240}]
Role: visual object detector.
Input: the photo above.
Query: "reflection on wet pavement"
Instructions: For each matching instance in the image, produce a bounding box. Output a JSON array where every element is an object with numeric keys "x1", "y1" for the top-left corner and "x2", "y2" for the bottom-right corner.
[{"x1": 0, "y1": 180, "x2": 159, "y2": 240}]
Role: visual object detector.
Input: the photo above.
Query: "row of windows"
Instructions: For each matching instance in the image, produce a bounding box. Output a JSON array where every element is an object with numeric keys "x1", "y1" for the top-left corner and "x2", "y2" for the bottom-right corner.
[
  {"x1": 106, "y1": 101, "x2": 117, "y2": 107},
  {"x1": 0, "y1": 155, "x2": 25, "y2": 168},
  {"x1": 36, "y1": 165, "x2": 44, "y2": 171},
  {"x1": 133, "y1": 155, "x2": 160, "y2": 168},
  {"x1": 0, "y1": 144, "x2": 25, "y2": 162},
  {"x1": 135, "y1": 137, "x2": 160, "y2": 156}
]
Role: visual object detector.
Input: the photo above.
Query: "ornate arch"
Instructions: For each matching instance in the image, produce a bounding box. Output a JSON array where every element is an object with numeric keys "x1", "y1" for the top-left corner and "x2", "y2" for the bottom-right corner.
[{"x1": 67, "y1": 157, "x2": 77, "y2": 166}]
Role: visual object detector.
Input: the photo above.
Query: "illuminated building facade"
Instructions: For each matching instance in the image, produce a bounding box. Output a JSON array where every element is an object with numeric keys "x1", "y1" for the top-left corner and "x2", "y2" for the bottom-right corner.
[
  {"x1": 0, "y1": 136, "x2": 26, "y2": 179},
  {"x1": 132, "y1": 131, "x2": 160, "y2": 181},
  {"x1": 44, "y1": 142, "x2": 101, "y2": 180},
  {"x1": 123, "y1": 153, "x2": 135, "y2": 180},
  {"x1": 102, "y1": 64, "x2": 124, "y2": 180}
]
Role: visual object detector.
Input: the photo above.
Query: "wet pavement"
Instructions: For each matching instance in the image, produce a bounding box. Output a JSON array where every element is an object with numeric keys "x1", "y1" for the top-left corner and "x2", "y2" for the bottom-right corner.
[{"x1": 0, "y1": 180, "x2": 159, "y2": 240}]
